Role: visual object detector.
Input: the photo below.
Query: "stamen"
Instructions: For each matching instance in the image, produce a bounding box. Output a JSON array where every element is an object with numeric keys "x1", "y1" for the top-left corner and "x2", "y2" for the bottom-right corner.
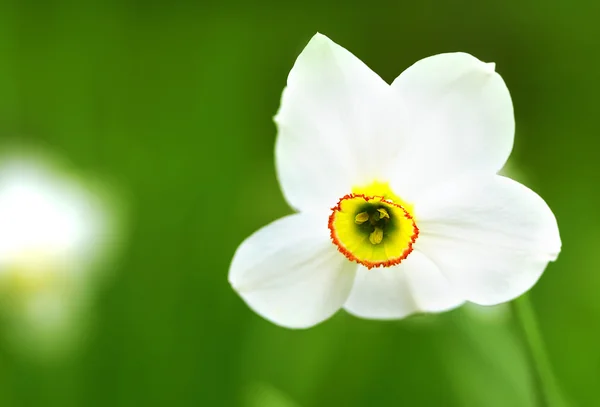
[
  {"x1": 369, "y1": 227, "x2": 384, "y2": 245},
  {"x1": 354, "y1": 212, "x2": 369, "y2": 224},
  {"x1": 377, "y1": 208, "x2": 389, "y2": 219}
]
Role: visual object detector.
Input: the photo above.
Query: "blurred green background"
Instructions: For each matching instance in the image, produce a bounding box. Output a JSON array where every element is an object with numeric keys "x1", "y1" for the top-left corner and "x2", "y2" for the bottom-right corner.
[{"x1": 0, "y1": 0, "x2": 596, "y2": 406}]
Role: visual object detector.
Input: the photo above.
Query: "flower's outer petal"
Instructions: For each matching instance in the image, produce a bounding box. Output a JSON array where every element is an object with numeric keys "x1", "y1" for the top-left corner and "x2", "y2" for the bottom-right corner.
[
  {"x1": 415, "y1": 175, "x2": 561, "y2": 305},
  {"x1": 343, "y1": 250, "x2": 464, "y2": 319},
  {"x1": 229, "y1": 213, "x2": 357, "y2": 329},
  {"x1": 275, "y1": 33, "x2": 391, "y2": 212},
  {"x1": 388, "y1": 53, "x2": 514, "y2": 201}
]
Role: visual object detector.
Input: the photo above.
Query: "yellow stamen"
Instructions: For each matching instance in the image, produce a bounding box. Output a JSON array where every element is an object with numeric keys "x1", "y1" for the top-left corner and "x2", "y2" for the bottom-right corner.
[
  {"x1": 369, "y1": 227, "x2": 384, "y2": 245},
  {"x1": 354, "y1": 212, "x2": 369, "y2": 224},
  {"x1": 377, "y1": 208, "x2": 390, "y2": 219}
]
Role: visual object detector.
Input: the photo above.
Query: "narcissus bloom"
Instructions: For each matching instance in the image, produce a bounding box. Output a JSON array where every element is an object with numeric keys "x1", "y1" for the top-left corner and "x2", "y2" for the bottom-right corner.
[
  {"x1": 229, "y1": 33, "x2": 561, "y2": 329},
  {"x1": 0, "y1": 154, "x2": 113, "y2": 356}
]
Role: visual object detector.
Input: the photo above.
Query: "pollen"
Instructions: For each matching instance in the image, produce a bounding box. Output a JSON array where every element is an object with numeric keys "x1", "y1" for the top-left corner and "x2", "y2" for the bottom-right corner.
[
  {"x1": 354, "y1": 212, "x2": 370, "y2": 224},
  {"x1": 328, "y1": 181, "x2": 419, "y2": 269},
  {"x1": 377, "y1": 208, "x2": 390, "y2": 220},
  {"x1": 369, "y1": 227, "x2": 384, "y2": 245}
]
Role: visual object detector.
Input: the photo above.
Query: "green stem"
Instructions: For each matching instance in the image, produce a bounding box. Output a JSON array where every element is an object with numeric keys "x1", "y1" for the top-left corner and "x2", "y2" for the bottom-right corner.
[{"x1": 511, "y1": 293, "x2": 567, "y2": 407}]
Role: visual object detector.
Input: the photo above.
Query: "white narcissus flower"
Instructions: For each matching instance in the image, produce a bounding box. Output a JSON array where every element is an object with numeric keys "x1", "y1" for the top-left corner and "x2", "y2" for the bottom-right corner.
[
  {"x1": 229, "y1": 33, "x2": 561, "y2": 329},
  {"x1": 0, "y1": 154, "x2": 113, "y2": 355},
  {"x1": 0, "y1": 159, "x2": 106, "y2": 270}
]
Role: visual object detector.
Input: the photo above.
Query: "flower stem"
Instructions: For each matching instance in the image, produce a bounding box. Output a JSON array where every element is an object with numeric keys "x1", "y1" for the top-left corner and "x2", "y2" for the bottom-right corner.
[{"x1": 511, "y1": 293, "x2": 567, "y2": 407}]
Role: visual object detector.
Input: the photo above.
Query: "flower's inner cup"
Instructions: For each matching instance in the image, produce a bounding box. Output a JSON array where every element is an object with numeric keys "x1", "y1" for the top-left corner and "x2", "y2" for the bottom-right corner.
[
  {"x1": 354, "y1": 205, "x2": 391, "y2": 245},
  {"x1": 328, "y1": 182, "x2": 419, "y2": 269}
]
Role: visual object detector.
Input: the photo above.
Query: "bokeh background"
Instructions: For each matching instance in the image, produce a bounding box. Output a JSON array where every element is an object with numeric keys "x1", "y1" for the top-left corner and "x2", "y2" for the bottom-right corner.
[{"x1": 0, "y1": 0, "x2": 596, "y2": 406}]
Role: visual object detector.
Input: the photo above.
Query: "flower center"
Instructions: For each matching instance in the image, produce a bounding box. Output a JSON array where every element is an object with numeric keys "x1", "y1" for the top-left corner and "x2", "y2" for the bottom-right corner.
[{"x1": 328, "y1": 182, "x2": 419, "y2": 269}]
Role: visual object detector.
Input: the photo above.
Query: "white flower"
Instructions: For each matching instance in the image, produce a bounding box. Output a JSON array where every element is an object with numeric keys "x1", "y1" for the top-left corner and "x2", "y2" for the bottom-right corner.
[
  {"x1": 0, "y1": 159, "x2": 106, "y2": 270},
  {"x1": 0, "y1": 154, "x2": 112, "y2": 355},
  {"x1": 229, "y1": 33, "x2": 561, "y2": 329}
]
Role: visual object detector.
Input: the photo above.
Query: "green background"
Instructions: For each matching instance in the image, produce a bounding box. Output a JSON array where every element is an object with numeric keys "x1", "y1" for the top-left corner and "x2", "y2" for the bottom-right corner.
[{"x1": 0, "y1": 1, "x2": 595, "y2": 406}]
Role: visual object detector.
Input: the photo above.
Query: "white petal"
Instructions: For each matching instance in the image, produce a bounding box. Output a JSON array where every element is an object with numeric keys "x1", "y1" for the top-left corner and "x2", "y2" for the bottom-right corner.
[
  {"x1": 388, "y1": 53, "x2": 514, "y2": 201},
  {"x1": 415, "y1": 175, "x2": 561, "y2": 305},
  {"x1": 229, "y1": 213, "x2": 356, "y2": 329},
  {"x1": 274, "y1": 33, "x2": 392, "y2": 212},
  {"x1": 343, "y1": 250, "x2": 464, "y2": 319}
]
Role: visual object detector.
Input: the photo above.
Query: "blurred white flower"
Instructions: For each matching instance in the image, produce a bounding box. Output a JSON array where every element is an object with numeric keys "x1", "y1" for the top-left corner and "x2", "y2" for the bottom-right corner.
[
  {"x1": 229, "y1": 33, "x2": 561, "y2": 329},
  {"x1": 0, "y1": 154, "x2": 114, "y2": 358}
]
